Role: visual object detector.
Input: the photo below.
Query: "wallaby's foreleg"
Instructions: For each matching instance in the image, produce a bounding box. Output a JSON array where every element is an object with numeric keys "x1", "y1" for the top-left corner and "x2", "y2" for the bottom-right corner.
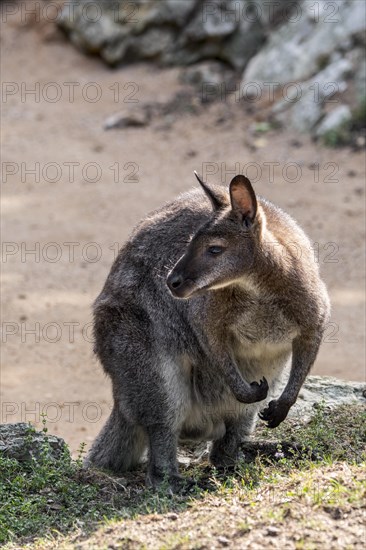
[
  {"x1": 85, "y1": 406, "x2": 146, "y2": 472},
  {"x1": 260, "y1": 331, "x2": 323, "y2": 428},
  {"x1": 220, "y1": 354, "x2": 269, "y2": 404},
  {"x1": 210, "y1": 408, "x2": 258, "y2": 468}
]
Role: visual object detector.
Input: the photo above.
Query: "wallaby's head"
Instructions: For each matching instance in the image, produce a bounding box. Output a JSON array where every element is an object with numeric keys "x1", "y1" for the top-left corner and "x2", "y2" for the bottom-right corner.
[{"x1": 167, "y1": 173, "x2": 264, "y2": 299}]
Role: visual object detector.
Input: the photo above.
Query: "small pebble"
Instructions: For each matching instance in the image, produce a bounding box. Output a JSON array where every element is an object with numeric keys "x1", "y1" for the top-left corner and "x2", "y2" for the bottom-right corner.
[
  {"x1": 267, "y1": 526, "x2": 280, "y2": 536},
  {"x1": 290, "y1": 139, "x2": 303, "y2": 148},
  {"x1": 218, "y1": 535, "x2": 230, "y2": 546},
  {"x1": 104, "y1": 110, "x2": 150, "y2": 130},
  {"x1": 93, "y1": 144, "x2": 104, "y2": 153}
]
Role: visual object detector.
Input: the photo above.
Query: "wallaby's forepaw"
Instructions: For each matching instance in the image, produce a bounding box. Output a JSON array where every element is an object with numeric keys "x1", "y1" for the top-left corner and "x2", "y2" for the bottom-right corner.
[
  {"x1": 259, "y1": 399, "x2": 290, "y2": 428},
  {"x1": 248, "y1": 377, "x2": 269, "y2": 402}
]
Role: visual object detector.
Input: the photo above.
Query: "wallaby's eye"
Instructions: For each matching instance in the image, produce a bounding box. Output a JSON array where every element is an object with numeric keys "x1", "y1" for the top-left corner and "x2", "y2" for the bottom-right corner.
[{"x1": 207, "y1": 245, "x2": 224, "y2": 255}]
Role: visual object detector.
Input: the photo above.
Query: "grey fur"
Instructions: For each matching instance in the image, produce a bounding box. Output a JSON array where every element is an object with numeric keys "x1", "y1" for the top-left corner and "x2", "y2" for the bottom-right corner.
[{"x1": 85, "y1": 174, "x2": 330, "y2": 490}]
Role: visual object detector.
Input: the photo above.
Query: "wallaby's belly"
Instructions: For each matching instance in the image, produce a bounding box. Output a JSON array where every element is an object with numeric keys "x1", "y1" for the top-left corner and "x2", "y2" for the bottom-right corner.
[
  {"x1": 179, "y1": 405, "x2": 226, "y2": 442},
  {"x1": 178, "y1": 344, "x2": 290, "y2": 443}
]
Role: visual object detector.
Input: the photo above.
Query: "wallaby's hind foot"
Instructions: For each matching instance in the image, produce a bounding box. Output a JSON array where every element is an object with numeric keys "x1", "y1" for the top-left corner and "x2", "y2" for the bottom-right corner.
[
  {"x1": 145, "y1": 424, "x2": 183, "y2": 491},
  {"x1": 85, "y1": 407, "x2": 146, "y2": 473},
  {"x1": 210, "y1": 411, "x2": 257, "y2": 469},
  {"x1": 146, "y1": 471, "x2": 195, "y2": 494},
  {"x1": 210, "y1": 438, "x2": 242, "y2": 470}
]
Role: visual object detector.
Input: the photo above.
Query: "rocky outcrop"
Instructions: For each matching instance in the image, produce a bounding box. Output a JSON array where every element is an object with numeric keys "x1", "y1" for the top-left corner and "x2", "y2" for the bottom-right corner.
[
  {"x1": 0, "y1": 423, "x2": 67, "y2": 462},
  {"x1": 315, "y1": 105, "x2": 352, "y2": 138},
  {"x1": 271, "y1": 57, "x2": 354, "y2": 133},
  {"x1": 58, "y1": 0, "x2": 282, "y2": 69},
  {"x1": 289, "y1": 375, "x2": 365, "y2": 421},
  {"x1": 58, "y1": 0, "x2": 365, "y2": 140},
  {"x1": 243, "y1": 0, "x2": 365, "y2": 84}
]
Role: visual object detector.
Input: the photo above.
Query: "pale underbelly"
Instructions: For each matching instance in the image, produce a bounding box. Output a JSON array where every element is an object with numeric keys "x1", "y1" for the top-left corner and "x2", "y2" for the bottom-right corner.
[{"x1": 178, "y1": 343, "x2": 291, "y2": 442}]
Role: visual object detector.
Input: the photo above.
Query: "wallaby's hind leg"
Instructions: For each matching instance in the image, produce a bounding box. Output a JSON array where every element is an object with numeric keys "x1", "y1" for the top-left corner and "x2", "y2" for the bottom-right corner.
[
  {"x1": 91, "y1": 304, "x2": 189, "y2": 486},
  {"x1": 85, "y1": 406, "x2": 146, "y2": 473},
  {"x1": 210, "y1": 407, "x2": 258, "y2": 468},
  {"x1": 145, "y1": 424, "x2": 183, "y2": 490}
]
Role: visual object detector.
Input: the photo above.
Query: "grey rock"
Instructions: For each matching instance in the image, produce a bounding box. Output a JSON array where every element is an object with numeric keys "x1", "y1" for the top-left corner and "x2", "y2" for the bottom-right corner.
[
  {"x1": 101, "y1": 36, "x2": 131, "y2": 65},
  {"x1": 134, "y1": 0, "x2": 196, "y2": 30},
  {"x1": 289, "y1": 94, "x2": 324, "y2": 132},
  {"x1": 243, "y1": 0, "x2": 366, "y2": 85},
  {"x1": 129, "y1": 27, "x2": 175, "y2": 60},
  {"x1": 220, "y1": 12, "x2": 265, "y2": 71},
  {"x1": 316, "y1": 105, "x2": 352, "y2": 137},
  {"x1": 289, "y1": 375, "x2": 365, "y2": 422},
  {"x1": 242, "y1": 8, "x2": 314, "y2": 84},
  {"x1": 180, "y1": 61, "x2": 233, "y2": 89},
  {"x1": 58, "y1": 0, "x2": 365, "y2": 138},
  {"x1": 104, "y1": 108, "x2": 150, "y2": 130},
  {"x1": 180, "y1": 62, "x2": 237, "y2": 104},
  {"x1": 272, "y1": 87, "x2": 322, "y2": 133},
  {"x1": 184, "y1": 0, "x2": 239, "y2": 41},
  {"x1": 266, "y1": 526, "x2": 280, "y2": 537},
  {"x1": 72, "y1": 16, "x2": 128, "y2": 54},
  {"x1": 0, "y1": 423, "x2": 67, "y2": 462},
  {"x1": 272, "y1": 58, "x2": 353, "y2": 132},
  {"x1": 311, "y1": 57, "x2": 353, "y2": 95},
  {"x1": 58, "y1": 0, "x2": 131, "y2": 60},
  {"x1": 161, "y1": 39, "x2": 223, "y2": 66},
  {"x1": 252, "y1": 0, "x2": 301, "y2": 29}
]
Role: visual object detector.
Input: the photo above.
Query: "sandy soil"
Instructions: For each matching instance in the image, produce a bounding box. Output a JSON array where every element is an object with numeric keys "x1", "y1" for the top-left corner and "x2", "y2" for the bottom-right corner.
[{"x1": 1, "y1": 8, "x2": 365, "y2": 453}]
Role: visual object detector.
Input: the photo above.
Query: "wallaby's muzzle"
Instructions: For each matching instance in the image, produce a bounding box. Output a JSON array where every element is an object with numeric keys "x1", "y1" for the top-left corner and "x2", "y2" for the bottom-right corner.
[{"x1": 167, "y1": 271, "x2": 196, "y2": 299}]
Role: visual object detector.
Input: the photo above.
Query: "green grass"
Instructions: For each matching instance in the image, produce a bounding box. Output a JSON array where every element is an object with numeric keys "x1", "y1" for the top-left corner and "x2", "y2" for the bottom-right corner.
[
  {"x1": 0, "y1": 404, "x2": 365, "y2": 547},
  {"x1": 352, "y1": 96, "x2": 366, "y2": 130},
  {"x1": 322, "y1": 122, "x2": 353, "y2": 147},
  {"x1": 260, "y1": 402, "x2": 366, "y2": 463},
  {"x1": 0, "y1": 423, "x2": 121, "y2": 544}
]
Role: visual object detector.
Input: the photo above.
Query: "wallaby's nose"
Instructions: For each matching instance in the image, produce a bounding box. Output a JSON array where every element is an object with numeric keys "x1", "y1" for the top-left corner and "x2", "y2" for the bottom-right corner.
[{"x1": 167, "y1": 272, "x2": 183, "y2": 291}]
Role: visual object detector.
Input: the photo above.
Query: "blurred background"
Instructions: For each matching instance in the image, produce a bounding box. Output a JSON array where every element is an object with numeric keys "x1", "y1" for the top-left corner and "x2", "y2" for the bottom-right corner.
[{"x1": 1, "y1": 0, "x2": 365, "y2": 453}]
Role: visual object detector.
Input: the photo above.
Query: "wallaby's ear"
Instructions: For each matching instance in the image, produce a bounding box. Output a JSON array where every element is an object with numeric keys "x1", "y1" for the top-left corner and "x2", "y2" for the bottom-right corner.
[
  {"x1": 194, "y1": 171, "x2": 224, "y2": 211},
  {"x1": 229, "y1": 175, "x2": 257, "y2": 227}
]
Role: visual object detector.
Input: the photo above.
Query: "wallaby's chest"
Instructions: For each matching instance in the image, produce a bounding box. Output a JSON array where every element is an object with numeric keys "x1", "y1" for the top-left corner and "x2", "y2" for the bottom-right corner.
[{"x1": 229, "y1": 293, "x2": 298, "y2": 358}]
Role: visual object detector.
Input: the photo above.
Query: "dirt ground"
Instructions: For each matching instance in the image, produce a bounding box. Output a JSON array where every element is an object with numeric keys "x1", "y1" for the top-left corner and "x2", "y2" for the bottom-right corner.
[{"x1": 1, "y1": 8, "x2": 365, "y2": 454}]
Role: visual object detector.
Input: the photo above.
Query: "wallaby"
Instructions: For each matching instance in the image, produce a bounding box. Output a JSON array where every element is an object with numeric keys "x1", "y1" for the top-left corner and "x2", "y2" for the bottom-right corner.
[{"x1": 86, "y1": 173, "x2": 330, "y2": 490}]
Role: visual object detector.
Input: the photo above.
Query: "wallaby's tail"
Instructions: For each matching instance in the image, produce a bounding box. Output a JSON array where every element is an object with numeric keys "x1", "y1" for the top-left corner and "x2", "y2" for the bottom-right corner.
[{"x1": 84, "y1": 407, "x2": 146, "y2": 473}]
